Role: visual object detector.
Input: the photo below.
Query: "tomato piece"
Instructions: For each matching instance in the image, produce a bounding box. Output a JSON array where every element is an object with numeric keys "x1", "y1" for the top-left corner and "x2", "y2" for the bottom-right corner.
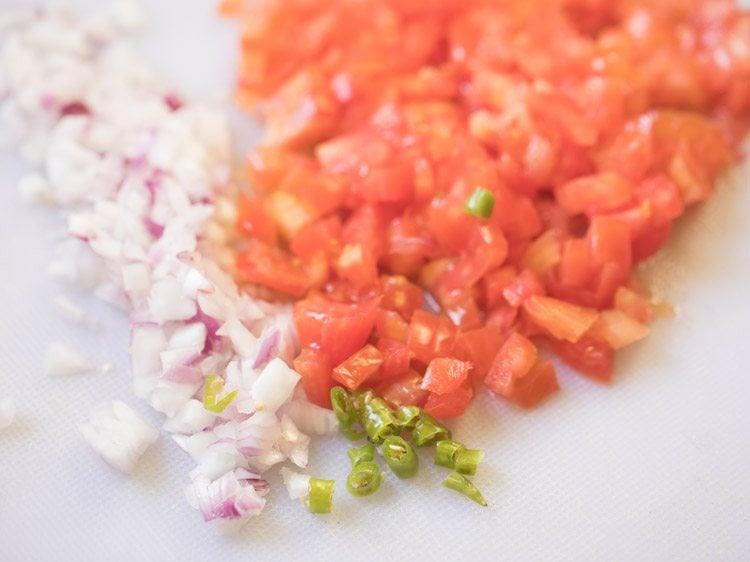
[
  {"x1": 375, "y1": 338, "x2": 412, "y2": 381},
  {"x1": 407, "y1": 310, "x2": 456, "y2": 365},
  {"x1": 520, "y1": 229, "x2": 564, "y2": 278},
  {"x1": 421, "y1": 357, "x2": 473, "y2": 395},
  {"x1": 554, "y1": 337, "x2": 614, "y2": 383},
  {"x1": 555, "y1": 172, "x2": 633, "y2": 216},
  {"x1": 380, "y1": 275, "x2": 424, "y2": 321},
  {"x1": 376, "y1": 370, "x2": 430, "y2": 409},
  {"x1": 522, "y1": 295, "x2": 599, "y2": 343},
  {"x1": 262, "y1": 68, "x2": 339, "y2": 149},
  {"x1": 290, "y1": 216, "x2": 342, "y2": 261},
  {"x1": 246, "y1": 147, "x2": 306, "y2": 193},
  {"x1": 454, "y1": 325, "x2": 506, "y2": 380},
  {"x1": 332, "y1": 344, "x2": 384, "y2": 390},
  {"x1": 558, "y1": 238, "x2": 591, "y2": 289},
  {"x1": 587, "y1": 216, "x2": 632, "y2": 272},
  {"x1": 485, "y1": 304, "x2": 519, "y2": 333},
  {"x1": 439, "y1": 289, "x2": 483, "y2": 330},
  {"x1": 374, "y1": 308, "x2": 410, "y2": 342},
  {"x1": 441, "y1": 223, "x2": 509, "y2": 291},
  {"x1": 511, "y1": 360, "x2": 560, "y2": 409},
  {"x1": 503, "y1": 269, "x2": 545, "y2": 307},
  {"x1": 423, "y1": 382, "x2": 474, "y2": 419},
  {"x1": 265, "y1": 190, "x2": 318, "y2": 240},
  {"x1": 585, "y1": 309, "x2": 650, "y2": 350},
  {"x1": 293, "y1": 295, "x2": 379, "y2": 365},
  {"x1": 236, "y1": 241, "x2": 310, "y2": 297},
  {"x1": 614, "y1": 286, "x2": 653, "y2": 324},
  {"x1": 483, "y1": 266, "x2": 517, "y2": 309},
  {"x1": 335, "y1": 243, "x2": 379, "y2": 291},
  {"x1": 236, "y1": 195, "x2": 278, "y2": 246},
  {"x1": 484, "y1": 332, "x2": 538, "y2": 398},
  {"x1": 293, "y1": 348, "x2": 334, "y2": 408}
]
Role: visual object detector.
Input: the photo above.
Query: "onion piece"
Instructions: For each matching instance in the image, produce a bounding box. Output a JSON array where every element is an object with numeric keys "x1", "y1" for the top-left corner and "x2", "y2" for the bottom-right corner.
[
  {"x1": 44, "y1": 342, "x2": 96, "y2": 376},
  {"x1": 280, "y1": 467, "x2": 310, "y2": 500},
  {"x1": 252, "y1": 358, "x2": 301, "y2": 414},
  {"x1": 77, "y1": 400, "x2": 159, "y2": 474}
]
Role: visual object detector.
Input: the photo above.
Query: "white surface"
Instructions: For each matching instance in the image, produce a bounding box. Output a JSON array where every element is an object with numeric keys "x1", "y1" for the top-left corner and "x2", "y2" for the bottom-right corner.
[{"x1": 1, "y1": 1, "x2": 749, "y2": 561}]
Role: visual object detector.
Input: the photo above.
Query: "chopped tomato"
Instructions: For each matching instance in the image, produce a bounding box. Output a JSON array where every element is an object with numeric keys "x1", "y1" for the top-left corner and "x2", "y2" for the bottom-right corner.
[
  {"x1": 376, "y1": 337, "x2": 412, "y2": 381},
  {"x1": 236, "y1": 195, "x2": 278, "y2": 246},
  {"x1": 484, "y1": 332, "x2": 538, "y2": 399},
  {"x1": 380, "y1": 275, "x2": 424, "y2": 320},
  {"x1": 585, "y1": 309, "x2": 650, "y2": 350},
  {"x1": 554, "y1": 337, "x2": 614, "y2": 383},
  {"x1": 236, "y1": 241, "x2": 310, "y2": 297},
  {"x1": 503, "y1": 269, "x2": 545, "y2": 308},
  {"x1": 293, "y1": 295, "x2": 380, "y2": 365},
  {"x1": 424, "y1": 382, "x2": 474, "y2": 419},
  {"x1": 293, "y1": 348, "x2": 334, "y2": 408},
  {"x1": 229, "y1": 0, "x2": 750, "y2": 418},
  {"x1": 454, "y1": 325, "x2": 506, "y2": 380},
  {"x1": 407, "y1": 309, "x2": 456, "y2": 365},
  {"x1": 522, "y1": 295, "x2": 599, "y2": 343},
  {"x1": 332, "y1": 344, "x2": 384, "y2": 390},
  {"x1": 376, "y1": 370, "x2": 430, "y2": 409},
  {"x1": 421, "y1": 357, "x2": 473, "y2": 395}
]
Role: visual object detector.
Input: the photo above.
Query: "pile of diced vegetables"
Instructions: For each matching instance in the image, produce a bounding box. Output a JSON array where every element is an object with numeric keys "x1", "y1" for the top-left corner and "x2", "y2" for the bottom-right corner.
[{"x1": 2, "y1": 0, "x2": 750, "y2": 528}]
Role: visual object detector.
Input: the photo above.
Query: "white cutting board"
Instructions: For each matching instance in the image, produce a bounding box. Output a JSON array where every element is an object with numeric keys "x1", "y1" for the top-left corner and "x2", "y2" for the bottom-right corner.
[{"x1": 1, "y1": 1, "x2": 749, "y2": 560}]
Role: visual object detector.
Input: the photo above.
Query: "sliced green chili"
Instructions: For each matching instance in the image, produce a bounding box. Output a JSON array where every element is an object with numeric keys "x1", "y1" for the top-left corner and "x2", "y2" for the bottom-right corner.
[
  {"x1": 382, "y1": 435, "x2": 418, "y2": 479},
  {"x1": 442, "y1": 472, "x2": 487, "y2": 507},
  {"x1": 434, "y1": 440, "x2": 465, "y2": 469},
  {"x1": 346, "y1": 461, "x2": 382, "y2": 497},
  {"x1": 202, "y1": 374, "x2": 238, "y2": 414},
  {"x1": 455, "y1": 448, "x2": 484, "y2": 476},
  {"x1": 395, "y1": 405, "x2": 422, "y2": 429},
  {"x1": 412, "y1": 412, "x2": 451, "y2": 447},
  {"x1": 361, "y1": 397, "x2": 398, "y2": 444},
  {"x1": 331, "y1": 386, "x2": 356, "y2": 426},
  {"x1": 348, "y1": 443, "x2": 375, "y2": 467},
  {"x1": 308, "y1": 478, "x2": 335, "y2": 514},
  {"x1": 464, "y1": 187, "x2": 496, "y2": 219}
]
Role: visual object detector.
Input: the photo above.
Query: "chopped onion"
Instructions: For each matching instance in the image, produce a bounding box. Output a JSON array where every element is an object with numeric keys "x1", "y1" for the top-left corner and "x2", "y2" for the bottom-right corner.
[
  {"x1": 44, "y1": 342, "x2": 95, "y2": 376},
  {"x1": 280, "y1": 467, "x2": 310, "y2": 500},
  {"x1": 186, "y1": 469, "x2": 267, "y2": 523},
  {"x1": 78, "y1": 400, "x2": 159, "y2": 474},
  {"x1": 252, "y1": 359, "x2": 301, "y2": 414}
]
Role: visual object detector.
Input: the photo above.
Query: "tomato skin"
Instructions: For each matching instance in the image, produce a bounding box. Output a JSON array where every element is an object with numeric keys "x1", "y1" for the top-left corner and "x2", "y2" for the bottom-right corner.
[
  {"x1": 332, "y1": 344, "x2": 384, "y2": 390},
  {"x1": 484, "y1": 332, "x2": 538, "y2": 398},
  {"x1": 407, "y1": 310, "x2": 457, "y2": 366},
  {"x1": 236, "y1": 241, "x2": 310, "y2": 297},
  {"x1": 375, "y1": 337, "x2": 412, "y2": 381},
  {"x1": 421, "y1": 357, "x2": 473, "y2": 395},
  {"x1": 554, "y1": 337, "x2": 613, "y2": 383},
  {"x1": 522, "y1": 295, "x2": 599, "y2": 343},
  {"x1": 376, "y1": 370, "x2": 430, "y2": 409},
  {"x1": 293, "y1": 295, "x2": 380, "y2": 366},
  {"x1": 423, "y1": 382, "x2": 474, "y2": 419},
  {"x1": 293, "y1": 348, "x2": 334, "y2": 408}
]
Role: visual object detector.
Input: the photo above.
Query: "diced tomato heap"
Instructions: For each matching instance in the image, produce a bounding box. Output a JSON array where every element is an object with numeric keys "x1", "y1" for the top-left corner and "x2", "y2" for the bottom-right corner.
[{"x1": 225, "y1": 0, "x2": 750, "y2": 417}]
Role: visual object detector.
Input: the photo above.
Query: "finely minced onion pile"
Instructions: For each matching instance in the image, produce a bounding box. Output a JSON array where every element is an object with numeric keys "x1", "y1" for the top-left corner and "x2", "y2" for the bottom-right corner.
[{"x1": 0, "y1": 4, "x2": 336, "y2": 532}]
